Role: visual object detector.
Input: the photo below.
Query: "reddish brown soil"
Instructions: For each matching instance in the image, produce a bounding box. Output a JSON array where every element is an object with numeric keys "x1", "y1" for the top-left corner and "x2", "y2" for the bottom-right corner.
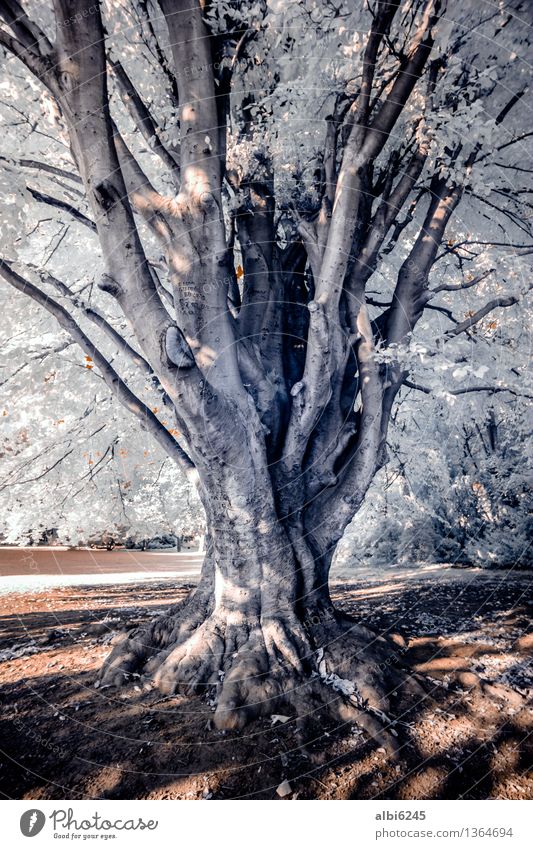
[
  {"x1": 1, "y1": 571, "x2": 532, "y2": 800},
  {"x1": 0, "y1": 546, "x2": 202, "y2": 577}
]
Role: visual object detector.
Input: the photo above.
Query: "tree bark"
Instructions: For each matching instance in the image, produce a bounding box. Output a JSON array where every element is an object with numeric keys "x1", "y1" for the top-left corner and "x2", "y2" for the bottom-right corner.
[{"x1": 98, "y1": 477, "x2": 401, "y2": 746}]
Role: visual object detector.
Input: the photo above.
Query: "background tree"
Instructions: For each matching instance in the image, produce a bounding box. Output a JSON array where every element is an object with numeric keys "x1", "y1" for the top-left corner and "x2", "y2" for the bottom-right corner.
[
  {"x1": 0, "y1": 291, "x2": 204, "y2": 547},
  {"x1": 0, "y1": 0, "x2": 531, "y2": 740},
  {"x1": 336, "y1": 392, "x2": 532, "y2": 570}
]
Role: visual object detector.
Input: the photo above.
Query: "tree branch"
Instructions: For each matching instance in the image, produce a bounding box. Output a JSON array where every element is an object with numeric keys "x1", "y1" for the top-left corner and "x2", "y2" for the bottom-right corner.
[
  {"x1": 0, "y1": 23, "x2": 52, "y2": 81},
  {"x1": 33, "y1": 267, "x2": 157, "y2": 378},
  {"x1": 0, "y1": 259, "x2": 196, "y2": 479},
  {"x1": 158, "y1": 0, "x2": 221, "y2": 198},
  {"x1": 443, "y1": 294, "x2": 519, "y2": 341},
  {"x1": 403, "y1": 379, "x2": 528, "y2": 398},
  {"x1": 0, "y1": 154, "x2": 82, "y2": 185},
  {"x1": 27, "y1": 185, "x2": 96, "y2": 231},
  {"x1": 109, "y1": 57, "x2": 180, "y2": 186},
  {"x1": 430, "y1": 268, "x2": 494, "y2": 294},
  {"x1": 0, "y1": 0, "x2": 52, "y2": 56}
]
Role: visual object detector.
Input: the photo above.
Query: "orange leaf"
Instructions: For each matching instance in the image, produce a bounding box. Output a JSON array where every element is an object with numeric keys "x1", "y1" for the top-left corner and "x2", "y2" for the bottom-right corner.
[{"x1": 236, "y1": 264, "x2": 244, "y2": 280}]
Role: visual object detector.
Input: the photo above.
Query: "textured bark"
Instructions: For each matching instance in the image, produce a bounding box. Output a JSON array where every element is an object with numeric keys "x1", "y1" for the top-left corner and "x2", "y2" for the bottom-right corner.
[{"x1": 98, "y1": 508, "x2": 404, "y2": 749}]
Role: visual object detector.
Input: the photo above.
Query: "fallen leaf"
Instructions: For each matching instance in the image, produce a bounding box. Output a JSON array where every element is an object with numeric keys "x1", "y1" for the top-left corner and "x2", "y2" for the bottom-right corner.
[{"x1": 276, "y1": 780, "x2": 292, "y2": 798}]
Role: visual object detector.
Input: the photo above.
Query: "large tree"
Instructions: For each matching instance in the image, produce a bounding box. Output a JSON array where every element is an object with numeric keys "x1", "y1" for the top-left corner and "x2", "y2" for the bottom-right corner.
[{"x1": 0, "y1": 0, "x2": 531, "y2": 742}]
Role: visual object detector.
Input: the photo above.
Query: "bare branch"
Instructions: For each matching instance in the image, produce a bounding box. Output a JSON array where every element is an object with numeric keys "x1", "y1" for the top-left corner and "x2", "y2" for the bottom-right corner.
[
  {"x1": 403, "y1": 379, "x2": 529, "y2": 398},
  {"x1": 0, "y1": 154, "x2": 82, "y2": 184},
  {"x1": 0, "y1": 0, "x2": 52, "y2": 56},
  {"x1": 443, "y1": 294, "x2": 520, "y2": 341},
  {"x1": 27, "y1": 185, "x2": 96, "y2": 231},
  {"x1": 0, "y1": 259, "x2": 196, "y2": 478},
  {"x1": 109, "y1": 57, "x2": 180, "y2": 185},
  {"x1": 430, "y1": 268, "x2": 494, "y2": 295},
  {"x1": 0, "y1": 23, "x2": 51, "y2": 81}
]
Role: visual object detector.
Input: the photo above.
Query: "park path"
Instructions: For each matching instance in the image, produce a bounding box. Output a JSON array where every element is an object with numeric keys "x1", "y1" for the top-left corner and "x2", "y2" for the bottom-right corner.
[{"x1": 0, "y1": 546, "x2": 204, "y2": 593}]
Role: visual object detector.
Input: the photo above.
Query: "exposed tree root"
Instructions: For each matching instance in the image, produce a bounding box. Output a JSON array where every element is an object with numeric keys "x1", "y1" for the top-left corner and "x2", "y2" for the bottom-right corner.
[
  {"x1": 96, "y1": 586, "x2": 213, "y2": 687},
  {"x1": 97, "y1": 601, "x2": 420, "y2": 755}
]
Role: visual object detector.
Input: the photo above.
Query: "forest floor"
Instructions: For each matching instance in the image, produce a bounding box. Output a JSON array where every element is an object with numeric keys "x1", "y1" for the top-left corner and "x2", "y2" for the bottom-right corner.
[{"x1": 0, "y1": 563, "x2": 532, "y2": 800}]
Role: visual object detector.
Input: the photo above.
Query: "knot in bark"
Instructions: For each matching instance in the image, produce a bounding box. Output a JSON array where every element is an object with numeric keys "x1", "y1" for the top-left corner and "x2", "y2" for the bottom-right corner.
[
  {"x1": 93, "y1": 180, "x2": 121, "y2": 212},
  {"x1": 98, "y1": 274, "x2": 121, "y2": 297},
  {"x1": 165, "y1": 326, "x2": 195, "y2": 369}
]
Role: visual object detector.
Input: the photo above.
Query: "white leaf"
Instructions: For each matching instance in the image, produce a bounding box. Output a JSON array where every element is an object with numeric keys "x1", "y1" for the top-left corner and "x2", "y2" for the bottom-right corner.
[
  {"x1": 271, "y1": 714, "x2": 290, "y2": 725},
  {"x1": 276, "y1": 780, "x2": 292, "y2": 798}
]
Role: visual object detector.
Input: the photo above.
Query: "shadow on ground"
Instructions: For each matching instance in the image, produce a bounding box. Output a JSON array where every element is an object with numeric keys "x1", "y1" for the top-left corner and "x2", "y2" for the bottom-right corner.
[{"x1": 0, "y1": 571, "x2": 531, "y2": 799}]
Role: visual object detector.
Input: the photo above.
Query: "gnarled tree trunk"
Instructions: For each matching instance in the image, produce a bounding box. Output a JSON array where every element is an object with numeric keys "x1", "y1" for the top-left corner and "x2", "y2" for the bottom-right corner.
[{"x1": 98, "y1": 467, "x2": 398, "y2": 743}]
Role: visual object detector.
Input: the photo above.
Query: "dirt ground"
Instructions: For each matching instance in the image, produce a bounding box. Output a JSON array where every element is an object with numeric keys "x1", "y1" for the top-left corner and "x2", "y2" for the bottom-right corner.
[{"x1": 1, "y1": 566, "x2": 532, "y2": 800}]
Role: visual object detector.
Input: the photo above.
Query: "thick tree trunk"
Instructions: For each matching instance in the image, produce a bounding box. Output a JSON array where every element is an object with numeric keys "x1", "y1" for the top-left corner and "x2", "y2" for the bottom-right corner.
[{"x1": 98, "y1": 478, "x2": 407, "y2": 749}]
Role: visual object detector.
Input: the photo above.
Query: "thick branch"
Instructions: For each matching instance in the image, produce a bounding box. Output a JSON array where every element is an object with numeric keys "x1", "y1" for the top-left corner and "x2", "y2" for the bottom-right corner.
[
  {"x1": 158, "y1": 0, "x2": 221, "y2": 199},
  {"x1": 0, "y1": 0, "x2": 52, "y2": 56},
  {"x1": 0, "y1": 260, "x2": 196, "y2": 478},
  {"x1": 237, "y1": 179, "x2": 275, "y2": 340},
  {"x1": 0, "y1": 24, "x2": 52, "y2": 81},
  {"x1": 362, "y1": 0, "x2": 440, "y2": 160},
  {"x1": 49, "y1": 0, "x2": 181, "y2": 390},
  {"x1": 112, "y1": 127, "x2": 177, "y2": 244},
  {"x1": 383, "y1": 177, "x2": 462, "y2": 346}
]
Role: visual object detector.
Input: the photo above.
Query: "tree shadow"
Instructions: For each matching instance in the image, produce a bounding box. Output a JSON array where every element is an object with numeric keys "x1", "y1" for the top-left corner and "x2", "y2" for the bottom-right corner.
[
  {"x1": 0, "y1": 575, "x2": 531, "y2": 799},
  {"x1": 0, "y1": 581, "x2": 194, "y2": 646}
]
